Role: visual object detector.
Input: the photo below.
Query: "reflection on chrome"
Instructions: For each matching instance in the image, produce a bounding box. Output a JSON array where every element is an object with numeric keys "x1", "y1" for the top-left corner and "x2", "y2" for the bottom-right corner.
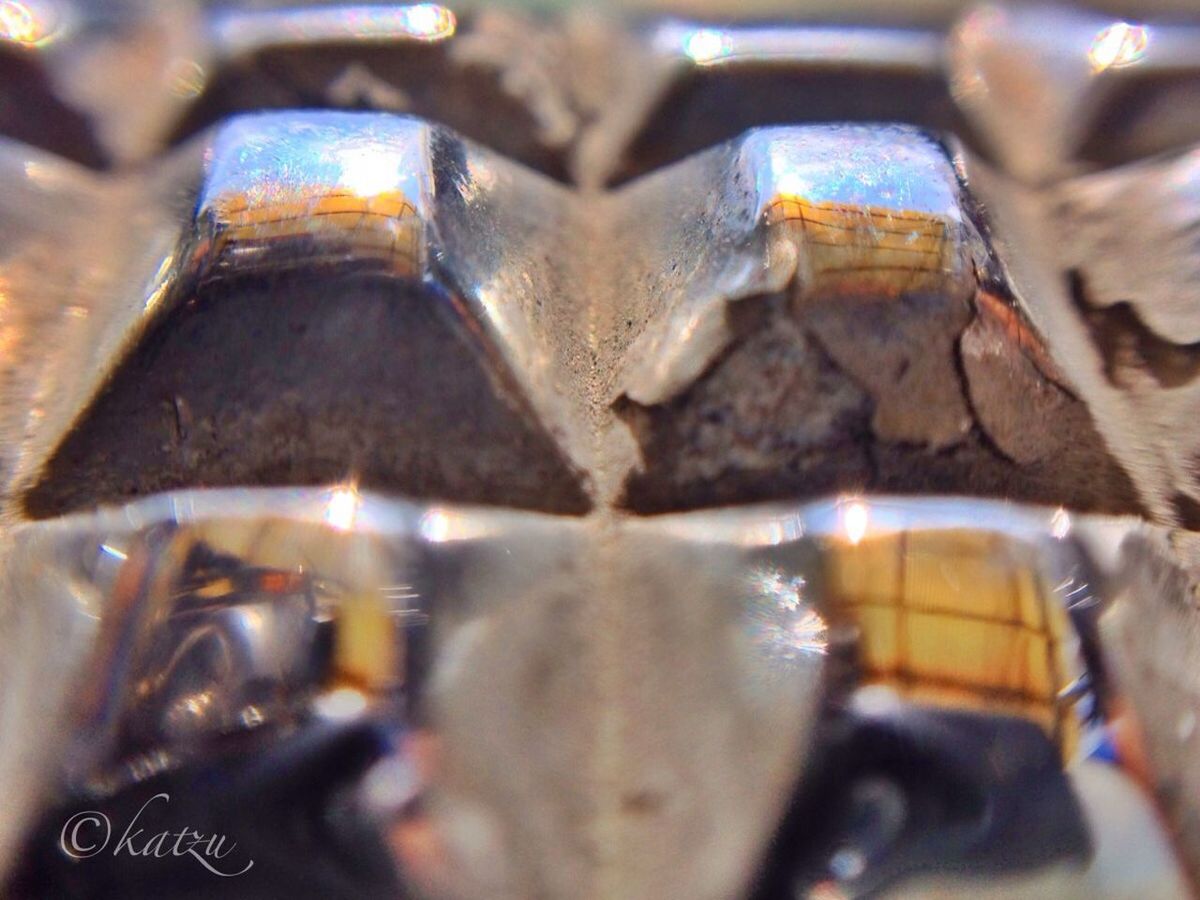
[
  {"x1": 325, "y1": 482, "x2": 363, "y2": 532},
  {"x1": 682, "y1": 28, "x2": 731, "y2": 66},
  {"x1": 197, "y1": 112, "x2": 428, "y2": 280},
  {"x1": 212, "y1": 4, "x2": 457, "y2": 60},
  {"x1": 659, "y1": 21, "x2": 942, "y2": 71},
  {"x1": 0, "y1": 0, "x2": 60, "y2": 47},
  {"x1": 0, "y1": 489, "x2": 1190, "y2": 897},
  {"x1": 619, "y1": 123, "x2": 981, "y2": 408},
  {"x1": 1089, "y1": 21, "x2": 1150, "y2": 73},
  {"x1": 949, "y1": 3, "x2": 1200, "y2": 182},
  {"x1": 841, "y1": 499, "x2": 869, "y2": 546}
]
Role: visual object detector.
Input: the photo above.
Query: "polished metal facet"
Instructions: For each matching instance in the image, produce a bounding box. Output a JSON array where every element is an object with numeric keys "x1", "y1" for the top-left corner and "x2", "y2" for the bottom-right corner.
[{"x1": 2, "y1": 2, "x2": 1200, "y2": 899}]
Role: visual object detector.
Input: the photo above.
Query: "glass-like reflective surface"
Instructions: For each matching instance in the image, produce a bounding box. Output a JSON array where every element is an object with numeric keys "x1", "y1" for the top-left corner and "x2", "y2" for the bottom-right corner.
[
  {"x1": 0, "y1": 489, "x2": 1189, "y2": 897},
  {"x1": 3, "y1": 5, "x2": 1200, "y2": 897}
]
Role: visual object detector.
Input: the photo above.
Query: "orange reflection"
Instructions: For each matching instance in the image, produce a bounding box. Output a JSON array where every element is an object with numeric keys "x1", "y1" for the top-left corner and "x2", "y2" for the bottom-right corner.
[
  {"x1": 208, "y1": 187, "x2": 422, "y2": 276},
  {"x1": 975, "y1": 288, "x2": 1064, "y2": 381},
  {"x1": 824, "y1": 529, "x2": 1081, "y2": 757},
  {"x1": 767, "y1": 195, "x2": 956, "y2": 298}
]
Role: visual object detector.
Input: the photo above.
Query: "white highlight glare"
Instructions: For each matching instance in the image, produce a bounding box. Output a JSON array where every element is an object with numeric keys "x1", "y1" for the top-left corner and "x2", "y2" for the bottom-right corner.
[
  {"x1": 314, "y1": 687, "x2": 369, "y2": 721},
  {"x1": 843, "y1": 500, "x2": 869, "y2": 546},
  {"x1": 325, "y1": 485, "x2": 361, "y2": 532},
  {"x1": 100, "y1": 543, "x2": 128, "y2": 562},
  {"x1": 684, "y1": 28, "x2": 731, "y2": 64},
  {"x1": 0, "y1": 0, "x2": 57, "y2": 46},
  {"x1": 420, "y1": 508, "x2": 450, "y2": 543},
  {"x1": 404, "y1": 3, "x2": 453, "y2": 38},
  {"x1": 773, "y1": 169, "x2": 811, "y2": 200},
  {"x1": 338, "y1": 148, "x2": 403, "y2": 197},
  {"x1": 1089, "y1": 21, "x2": 1149, "y2": 73},
  {"x1": 1051, "y1": 506, "x2": 1072, "y2": 540}
]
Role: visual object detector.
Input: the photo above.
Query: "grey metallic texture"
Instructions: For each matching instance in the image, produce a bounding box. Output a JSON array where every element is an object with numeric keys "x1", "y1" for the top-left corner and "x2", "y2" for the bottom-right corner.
[{"x1": 0, "y1": 2, "x2": 1199, "y2": 898}]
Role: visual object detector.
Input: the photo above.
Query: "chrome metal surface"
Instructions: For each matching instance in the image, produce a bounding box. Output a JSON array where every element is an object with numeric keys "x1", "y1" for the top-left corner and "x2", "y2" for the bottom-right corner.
[
  {"x1": 2, "y1": 2, "x2": 1200, "y2": 899},
  {"x1": 2, "y1": 489, "x2": 1193, "y2": 897}
]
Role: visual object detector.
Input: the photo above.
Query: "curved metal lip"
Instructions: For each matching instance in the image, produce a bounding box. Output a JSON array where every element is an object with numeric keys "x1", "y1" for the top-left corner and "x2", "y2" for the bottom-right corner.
[
  {"x1": 4, "y1": 485, "x2": 1143, "y2": 563},
  {"x1": 0, "y1": 486, "x2": 1168, "y2": 894}
]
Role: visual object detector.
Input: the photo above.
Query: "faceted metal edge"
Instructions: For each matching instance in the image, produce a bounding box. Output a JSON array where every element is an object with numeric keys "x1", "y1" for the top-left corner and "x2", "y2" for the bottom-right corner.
[
  {"x1": 0, "y1": 111, "x2": 599, "y2": 518},
  {"x1": 7, "y1": 3, "x2": 1200, "y2": 183},
  {"x1": 0, "y1": 113, "x2": 1001, "y2": 517}
]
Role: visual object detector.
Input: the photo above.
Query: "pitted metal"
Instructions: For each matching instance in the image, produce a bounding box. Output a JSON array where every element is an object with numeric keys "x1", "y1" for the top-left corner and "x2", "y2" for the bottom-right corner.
[{"x1": 1, "y1": 3, "x2": 1199, "y2": 899}]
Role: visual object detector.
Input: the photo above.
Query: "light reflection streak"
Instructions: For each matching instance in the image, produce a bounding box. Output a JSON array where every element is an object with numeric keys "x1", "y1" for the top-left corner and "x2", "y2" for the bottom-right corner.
[
  {"x1": 314, "y1": 686, "x2": 369, "y2": 720},
  {"x1": 755, "y1": 125, "x2": 965, "y2": 225},
  {"x1": 419, "y1": 508, "x2": 450, "y2": 543},
  {"x1": 100, "y1": 544, "x2": 128, "y2": 562},
  {"x1": 198, "y1": 113, "x2": 428, "y2": 278},
  {"x1": 22, "y1": 159, "x2": 68, "y2": 189},
  {"x1": 747, "y1": 513, "x2": 803, "y2": 546},
  {"x1": 683, "y1": 28, "x2": 730, "y2": 64},
  {"x1": 665, "y1": 22, "x2": 940, "y2": 70},
  {"x1": 166, "y1": 58, "x2": 207, "y2": 99},
  {"x1": 788, "y1": 608, "x2": 827, "y2": 655},
  {"x1": 201, "y1": 114, "x2": 428, "y2": 213},
  {"x1": 841, "y1": 499, "x2": 869, "y2": 546},
  {"x1": 325, "y1": 483, "x2": 362, "y2": 532},
  {"x1": 143, "y1": 254, "x2": 177, "y2": 315},
  {"x1": 337, "y1": 147, "x2": 405, "y2": 197},
  {"x1": 1051, "y1": 507, "x2": 1072, "y2": 540},
  {"x1": 749, "y1": 567, "x2": 806, "y2": 612},
  {"x1": 0, "y1": 0, "x2": 59, "y2": 47},
  {"x1": 1089, "y1": 21, "x2": 1149, "y2": 73},
  {"x1": 215, "y1": 4, "x2": 456, "y2": 59}
]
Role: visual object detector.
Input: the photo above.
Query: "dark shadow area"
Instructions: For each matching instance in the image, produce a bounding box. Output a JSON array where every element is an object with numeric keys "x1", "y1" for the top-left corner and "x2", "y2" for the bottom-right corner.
[
  {"x1": 24, "y1": 269, "x2": 591, "y2": 517},
  {"x1": 0, "y1": 50, "x2": 107, "y2": 167}
]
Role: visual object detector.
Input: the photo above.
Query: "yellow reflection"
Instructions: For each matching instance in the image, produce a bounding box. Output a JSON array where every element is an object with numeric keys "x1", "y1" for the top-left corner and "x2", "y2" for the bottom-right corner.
[
  {"x1": 178, "y1": 692, "x2": 214, "y2": 719},
  {"x1": 0, "y1": 0, "x2": 57, "y2": 47},
  {"x1": 766, "y1": 194, "x2": 956, "y2": 299},
  {"x1": 334, "y1": 591, "x2": 399, "y2": 690},
  {"x1": 1089, "y1": 22, "x2": 1149, "y2": 73},
  {"x1": 209, "y1": 186, "x2": 422, "y2": 277},
  {"x1": 824, "y1": 530, "x2": 1081, "y2": 757},
  {"x1": 167, "y1": 58, "x2": 207, "y2": 98},
  {"x1": 143, "y1": 254, "x2": 177, "y2": 315}
]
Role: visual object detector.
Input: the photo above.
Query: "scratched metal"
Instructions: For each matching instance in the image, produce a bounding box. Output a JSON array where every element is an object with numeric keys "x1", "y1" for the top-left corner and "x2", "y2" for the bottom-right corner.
[{"x1": 1, "y1": 3, "x2": 1200, "y2": 899}]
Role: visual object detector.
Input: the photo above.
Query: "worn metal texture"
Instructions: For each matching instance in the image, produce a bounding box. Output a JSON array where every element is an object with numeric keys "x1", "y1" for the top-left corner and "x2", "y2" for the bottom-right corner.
[{"x1": 2, "y1": 2, "x2": 1200, "y2": 898}]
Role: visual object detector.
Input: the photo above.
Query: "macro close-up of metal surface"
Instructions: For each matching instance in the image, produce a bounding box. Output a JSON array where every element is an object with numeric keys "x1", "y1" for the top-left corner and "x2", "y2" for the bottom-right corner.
[{"x1": 2, "y1": 0, "x2": 1200, "y2": 897}]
